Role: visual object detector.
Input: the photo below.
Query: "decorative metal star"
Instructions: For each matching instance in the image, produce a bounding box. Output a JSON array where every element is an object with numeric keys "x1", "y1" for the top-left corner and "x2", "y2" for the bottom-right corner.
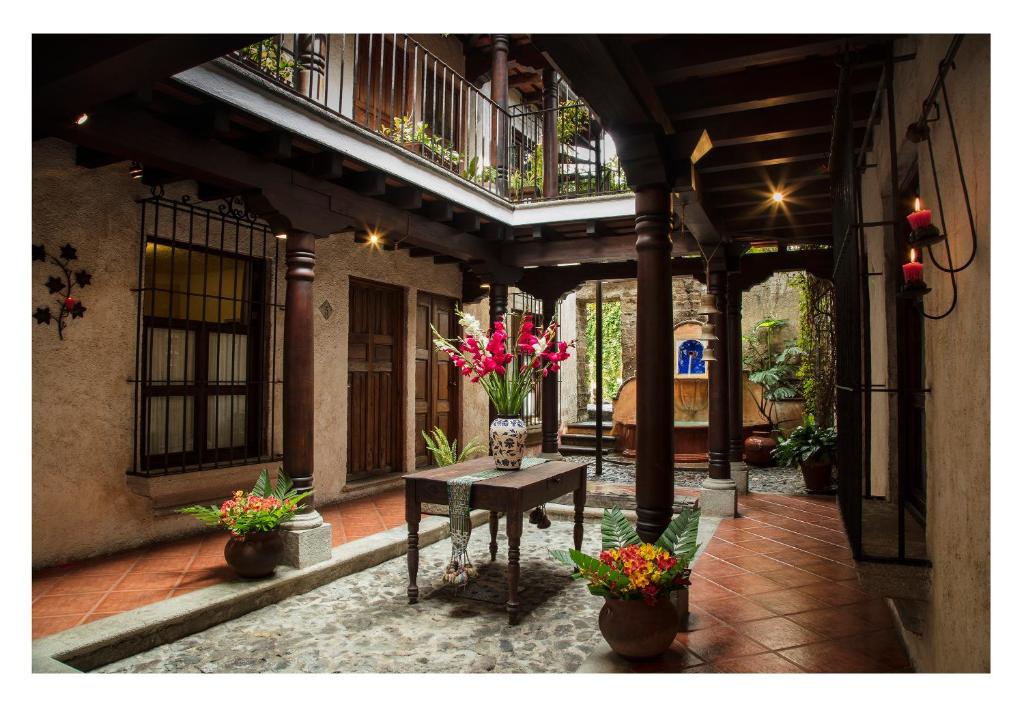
[
  {"x1": 33, "y1": 307, "x2": 52, "y2": 325},
  {"x1": 45, "y1": 276, "x2": 65, "y2": 294},
  {"x1": 70, "y1": 302, "x2": 87, "y2": 319},
  {"x1": 74, "y1": 270, "x2": 92, "y2": 288},
  {"x1": 59, "y1": 243, "x2": 78, "y2": 261},
  {"x1": 32, "y1": 244, "x2": 46, "y2": 262}
]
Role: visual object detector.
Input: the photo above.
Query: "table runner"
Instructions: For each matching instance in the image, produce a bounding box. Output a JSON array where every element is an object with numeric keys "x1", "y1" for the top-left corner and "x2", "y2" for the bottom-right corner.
[{"x1": 442, "y1": 457, "x2": 546, "y2": 586}]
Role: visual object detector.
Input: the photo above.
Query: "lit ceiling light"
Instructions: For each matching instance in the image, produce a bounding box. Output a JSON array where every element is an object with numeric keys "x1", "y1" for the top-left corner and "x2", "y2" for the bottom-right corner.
[
  {"x1": 275, "y1": 232, "x2": 288, "y2": 240},
  {"x1": 556, "y1": 262, "x2": 580, "y2": 267},
  {"x1": 772, "y1": 191, "x2": 785, "y2": 203},
  {"x1": 75, "y1": 113, "x2": 89, "y2": 125},
  {"x1": 368, "y1": 232, "x2": 380, "y2": 246},
  {"x1": 128, "y1": 162, "x2": 143, "y2": 179}
]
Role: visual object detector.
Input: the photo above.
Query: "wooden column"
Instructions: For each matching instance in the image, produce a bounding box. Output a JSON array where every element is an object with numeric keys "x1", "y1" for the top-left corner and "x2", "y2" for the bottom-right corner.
[
  {"x1": 633, "y1": 185, "x2": 674, "y2": 542},
  {"x1": 541, "y1": 294, "x2": 559, "y2": 454},
  {"x1": 490, "y1": 34, "x2": 510, "y2": 197},
  {"x1": 542, "y1": 67, "x2": 559, "y2": 199},
  {"x1": 283, "y1": 231, "x2": 318, "y2": 510},
  {"x1": 727, "y1": 273, "x2": 744, "y2": 463},
  {"x1": 706, "y1": 263, "x2": 731, "y2": 481}
]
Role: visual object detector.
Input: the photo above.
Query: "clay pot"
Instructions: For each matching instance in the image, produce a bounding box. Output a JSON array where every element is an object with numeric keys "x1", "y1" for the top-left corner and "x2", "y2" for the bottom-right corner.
[
  {"x1": 800, "y1": 459, "x2": 835, "y2": 494},
  {"x1": 598, "y1": 595, "x2": 678, "y2": 660},
  {"x1": 490, "y1": 416, "x2": 527, "y2": 470},
  {"x1": 224, "y1": 530, "x2": 284, "y2": 579},
  {"x1": 743, "y1": 430, "x2": 778, "y2": 467}
]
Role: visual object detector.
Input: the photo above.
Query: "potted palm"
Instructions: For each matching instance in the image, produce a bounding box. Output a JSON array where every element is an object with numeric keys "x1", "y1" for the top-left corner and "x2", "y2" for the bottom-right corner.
[
  {"x1": 178, "y1": 470, "x2": 309, "y2": 579},
  {"x1": 772, "y1": 417, "x2": 838, "y2": 493},
  {"x1": 551, "y1": 507, "x2": 700, "y2": 660},
  {"x1": 432, "y1": 308, "x2": 573, "y2": 470},
  {"x1": 742, "y1": 317, "x2": 803, "y2": 466}
]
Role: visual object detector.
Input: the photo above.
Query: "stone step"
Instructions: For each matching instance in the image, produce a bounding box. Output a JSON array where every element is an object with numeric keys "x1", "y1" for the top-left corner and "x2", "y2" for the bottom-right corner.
[
  {"x1": 558, "y1": 444, "x2": 614, "y2": 456},
  {"x1": 561, "y1": 433, "x2": 618, "y2": 447},
  {"x1": 565, "y1": 420, "x2": 614, "y2": 435}
]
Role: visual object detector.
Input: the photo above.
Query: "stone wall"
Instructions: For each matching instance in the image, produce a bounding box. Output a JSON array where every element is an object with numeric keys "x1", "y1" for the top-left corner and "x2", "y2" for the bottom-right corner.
[
  {"x1": 860, "y1": 34, "x2": 990, "y2": 672},
  {"x1": 32, "y1": 138, "x2": 489, "y2": 567}
]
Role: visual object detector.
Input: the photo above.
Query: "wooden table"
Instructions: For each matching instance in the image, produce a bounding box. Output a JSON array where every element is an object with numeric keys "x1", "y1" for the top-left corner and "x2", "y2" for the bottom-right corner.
[{"x1": 404, "y1": 457, "x2": 587, "y2": 625}]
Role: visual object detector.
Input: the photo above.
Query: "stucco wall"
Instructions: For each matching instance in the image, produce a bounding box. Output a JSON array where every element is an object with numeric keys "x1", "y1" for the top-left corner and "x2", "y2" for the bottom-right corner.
[
  {"x1": 32, "y1": 138, "x2": 489, "y2": 568},
  {"x1": 861, "y1": 35, "x2": 990, "y2": 672}
]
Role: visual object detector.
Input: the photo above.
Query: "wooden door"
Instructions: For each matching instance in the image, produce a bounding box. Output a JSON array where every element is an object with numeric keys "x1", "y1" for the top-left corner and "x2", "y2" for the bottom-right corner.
[
  {"x1": 414, "y1": 293, "x2": 461, "y2": 467},
  {"x1": 348, "y1": 279, "x2": 404, "y2": 479}
]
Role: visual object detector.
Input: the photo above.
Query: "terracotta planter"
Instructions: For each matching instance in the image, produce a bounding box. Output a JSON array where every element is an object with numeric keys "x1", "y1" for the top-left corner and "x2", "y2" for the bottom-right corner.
[
  {"x1": 490, "y1": 416, "x2": 527, "y2": 470},
  {"x1": 799, "y1": 458, "x2": 835, "y2": 494},
  {"x1": 598, "y1": 595, "x2": 678, "y2": 660},
  {"x1": 743, "y1": 430, "x2": 778, "y2": 467},
  {"x1": 224, "y1": 530, "x2": 284, "y2": 579}
]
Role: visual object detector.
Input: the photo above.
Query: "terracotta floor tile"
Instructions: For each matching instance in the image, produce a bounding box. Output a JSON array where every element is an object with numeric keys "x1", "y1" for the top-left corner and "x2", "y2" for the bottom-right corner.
[
  {"x1": 114, "y1": 571, "x2": 185, "y2": 591},
  {"x1": 843, "y1": 628, "x2": 911, "y2": 669},
  {"x1": 188, "y1": 553, "x2": 227, "y2": 570},
  {"x1": 732, "y1": 616, "x2": 827, "y2": 651},
  {"x1": 713, "y1": 528, "x2": 763, "y2": 543},
  {"x1": 33, "y1": 614, "x2": 84, "y2": 638},
  {"x1": 713, "y1": 572, "x2": 787, "y2": 596},
  {"x1": 749, "y1": 588, "x2": 830, "y2": 615},
  {"x1": 682, "y1": 663, "x2": 722, "y2": 673},
  {"x1": 802, "y1": 560, "x2": 859, "y2": 582},
  {"x1": 786, "y1": 607, "x2": 875, "y2": 639},
  {"x1": 93, "y1": 589, "x2": 173, "y2": 613},
  {"x1": 757, "y1": 566, "x2": 825, "y2": 589},
  {"x1": 780, "y1": 639, "x2": 886, "y2": 673},
  {"x1": 713, "y1": 652, "x2": 805, "y2": 673},
  {"x1": 33, "y1": 592, "x2": 105, "y2": 617},
  {"x1": 699, "y1": 595, "x2": 777, "y2": 623},
  {"x1": 797, "y1": 581, "x2": 871, "y2": 607},
  {"x1": 66, "y1": 554, "x2": 141, "y2": 577},
  {"x1": 843, "y1": 598, "x2": 896, "y2": 628},
  {"x1": 688, "y1": 580, "x2": 737, "y2": 603},
  {"x1": 131, "y1": 554, "x2": 195, "y2": 574},
  {"x1": 32, "y1": 577, "x2": 58, "y2": 599},
  {"x1": 629, "y1": 645, "x2": 705, "y2": 672},
  {"x1": 732, "y1": 538, "x2": 793, "y2": 554},
  {"x1": 177, "y1": 568, "x2": 234, "y2": 590},
  {"x1": 725, "y1": 554, "x2": 789, "y2": 573},
  {"x1": 763, "y1": 549, "x2": 830, "y2": 569},
  {"x1": 676, "y1": 625, "x2": 770, "y2": 663},
  {"x1": 80, "y1": 611, "x2": 121, "y2": 625},
  {"x1": 681, "y1": 604, "x2": 724, "y2": 632},
  {"x1": 704, "y1": 541, "x2": 758, "y2": 560},
  {"x1": 46, "y1": 572, "x2": 123, "y2": 595},
  {"x1": 692, "y1": 557, "x2": 750, "y2": 580},
  {"x1": 727, "y1": 518, "x2": 769, "y2": 529}
]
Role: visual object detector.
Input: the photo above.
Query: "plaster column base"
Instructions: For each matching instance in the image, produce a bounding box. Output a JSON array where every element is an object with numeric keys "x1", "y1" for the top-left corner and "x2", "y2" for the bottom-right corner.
[
  {"x1": 280, "y1": 511, "x2": 332, "y2": 568},
  {"x1": 730, "y1": 461, "x2": 749, "y2": 496},
  {"x1": 700, "y1": 478, "x2": 738, "y2": 518}
]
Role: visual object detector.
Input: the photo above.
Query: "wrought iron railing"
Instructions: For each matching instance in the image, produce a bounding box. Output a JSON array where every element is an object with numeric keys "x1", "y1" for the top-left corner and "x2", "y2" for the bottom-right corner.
[{"x1": 228, "y1": 35, "x2": 629, "y2": 203}]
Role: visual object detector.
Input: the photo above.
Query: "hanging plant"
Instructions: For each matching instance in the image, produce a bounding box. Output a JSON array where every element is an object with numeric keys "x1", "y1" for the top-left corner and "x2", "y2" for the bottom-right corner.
[{"x1": 32, "y1": 243, "x2": 91, "y2": 340}]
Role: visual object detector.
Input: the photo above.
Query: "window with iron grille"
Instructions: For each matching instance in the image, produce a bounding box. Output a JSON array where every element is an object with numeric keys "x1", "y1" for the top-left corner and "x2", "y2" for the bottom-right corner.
[
  {"x1": 131, "y1": 195, "x2": 283, "y2": 477},
  {"x1": 508, "y1": 290, "x2": 544, "y2": 427}
]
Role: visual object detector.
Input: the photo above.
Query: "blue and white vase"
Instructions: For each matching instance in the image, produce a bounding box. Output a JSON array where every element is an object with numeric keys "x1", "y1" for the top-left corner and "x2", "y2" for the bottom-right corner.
[{"x1": 490, "y1": 416, "x2": 527, "y2": 470}]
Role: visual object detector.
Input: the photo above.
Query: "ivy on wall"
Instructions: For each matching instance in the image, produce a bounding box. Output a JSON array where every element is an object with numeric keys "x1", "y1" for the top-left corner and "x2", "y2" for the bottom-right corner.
[
  {"x1": 794, "y1": 273, "x2": 837, "y2": 427},
  {"x1": 585, "y1": 300, "x2": 622, "y2": 399}
]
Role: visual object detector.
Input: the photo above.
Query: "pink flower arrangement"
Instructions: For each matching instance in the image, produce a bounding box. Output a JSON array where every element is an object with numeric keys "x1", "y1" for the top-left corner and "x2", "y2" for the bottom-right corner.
[{"x1": 432, "y1": 308, "x2": 574, "y2": 415}]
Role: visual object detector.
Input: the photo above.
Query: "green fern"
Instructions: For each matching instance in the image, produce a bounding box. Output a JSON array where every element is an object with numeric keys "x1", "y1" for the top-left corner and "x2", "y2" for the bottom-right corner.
[
  {"x1": 420, "y1": 426, "x2": 484, "y2": 467},
  {"x1": 654, "y1": 506, "x2": 702, "y2": 566},
  {"x1": 600, "y1": 507, "x2": 642, "y2": 550}
]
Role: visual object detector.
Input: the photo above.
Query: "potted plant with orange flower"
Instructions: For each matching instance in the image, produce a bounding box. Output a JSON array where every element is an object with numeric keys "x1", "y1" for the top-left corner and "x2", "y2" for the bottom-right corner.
[
  {"x1": 178, "y1": 470, "x2": 309, "y2": 579},
  {"x1": 551, "y1": 506, "x2": 701, "y2": 660},
  {"x1": 432, "y1": 308, "x2": 573, "y2": 470}
]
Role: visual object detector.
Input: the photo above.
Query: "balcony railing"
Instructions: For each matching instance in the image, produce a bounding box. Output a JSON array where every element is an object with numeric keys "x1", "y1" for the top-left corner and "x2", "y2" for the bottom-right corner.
[{"x1": 228, "y1": 35, "x2": 630, "y2": 204}]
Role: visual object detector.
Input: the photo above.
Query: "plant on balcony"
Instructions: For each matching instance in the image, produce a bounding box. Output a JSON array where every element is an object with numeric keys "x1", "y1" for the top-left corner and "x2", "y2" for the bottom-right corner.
[
  {"x1": 178, "y1": 469, "x2": 309, "y2": 578},
  {"x1": 239, "y1": 41, "x2": 295, "y2": 83},
  {"x1": 460, "y1": 155, "x2": 498, "y2": 187},
  {"x1": 420, "y1": 426, "x2": 485, "y2": 467},
  {"x1": 772, "y1": 416, "x2": 838, "y2": 493},
  {"x1": 379, "y1": 115, "x2": 461, "y2": 167},
  {"x1": 550, "y1": 507, "x2": 700, "y2": 659},
  {"x1": 432, "y1": 308, "x2": 573, "y2": 470},
  {"x1": 557, "y1": 101, "x2": 592, "y2": 144}
]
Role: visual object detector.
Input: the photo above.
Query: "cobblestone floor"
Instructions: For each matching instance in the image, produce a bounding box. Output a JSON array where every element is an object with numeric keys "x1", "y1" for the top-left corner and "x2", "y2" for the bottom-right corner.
[
  {"x1": 563, "y1": 455, "x2": 812, "y2": 495},
  {"x1": 98, "y1": 519, "x2": 607, "y2": 673}
]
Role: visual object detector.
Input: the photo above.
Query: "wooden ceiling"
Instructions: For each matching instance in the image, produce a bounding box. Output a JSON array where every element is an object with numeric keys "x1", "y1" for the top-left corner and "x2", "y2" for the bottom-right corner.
[{"x1": 532, "y1": 34, "x2": 892, "y2": 249}]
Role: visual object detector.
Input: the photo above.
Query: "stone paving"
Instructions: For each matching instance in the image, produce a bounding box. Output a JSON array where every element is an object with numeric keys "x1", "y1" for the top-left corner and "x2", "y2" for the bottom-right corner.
[
  {"x1": 563, "y1": 454, "x2": 810, "y2": 495},
  {"x1": 98, "y1": 519, "x2": 607, "y2": 673}
]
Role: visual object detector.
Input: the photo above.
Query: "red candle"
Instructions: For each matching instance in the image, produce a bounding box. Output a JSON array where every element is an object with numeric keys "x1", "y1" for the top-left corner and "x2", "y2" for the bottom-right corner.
[
  {"x1": 907, "y1": 197, "x2": 932, "y2": 230},
  {"x1": 902, "y1": 249, "x2": 924, "y2": 284},
  {"x1": 64, "y1": 297, "x2": 77, "y2": 310}
]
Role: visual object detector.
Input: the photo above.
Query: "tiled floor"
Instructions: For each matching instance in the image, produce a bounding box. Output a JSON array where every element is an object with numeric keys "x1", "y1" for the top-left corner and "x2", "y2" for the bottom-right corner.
[
  {"x1": 34, "y1": 487, "x2": 912, "y2": 673},
  {"x1": 32, "y1": 487, "x2": 409, "y2": 639},
  {"x1": 630, "y1": 493, "x2": 911, "y2": 673}
]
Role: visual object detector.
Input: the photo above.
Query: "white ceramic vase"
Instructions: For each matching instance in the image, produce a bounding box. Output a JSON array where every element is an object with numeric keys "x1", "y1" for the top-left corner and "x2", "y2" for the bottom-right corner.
[{"x1": 490, "y1": 416, "x2": 527, "y2": 470}]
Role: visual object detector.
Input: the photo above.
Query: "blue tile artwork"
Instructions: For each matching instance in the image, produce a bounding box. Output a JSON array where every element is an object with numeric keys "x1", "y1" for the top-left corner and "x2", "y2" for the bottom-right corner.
[{"x1": 677, "y1": 339, "x2": 705, "y2": 375}]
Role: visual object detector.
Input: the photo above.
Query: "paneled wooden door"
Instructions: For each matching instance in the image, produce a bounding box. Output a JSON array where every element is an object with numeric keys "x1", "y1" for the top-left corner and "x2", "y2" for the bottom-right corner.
[
  {"x1": 414, "y1": 293, "x2": 461, "y2": 467},
  {"x1": 348, "y1": 279, "x2": 405, "y2": 479}
]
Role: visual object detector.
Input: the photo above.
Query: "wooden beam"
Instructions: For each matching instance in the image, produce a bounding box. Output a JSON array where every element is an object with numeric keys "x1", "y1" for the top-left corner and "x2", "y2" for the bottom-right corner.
[
  {"x1": 260, "y1": 132, "x2": 292, "y2": 162},
  {"x1": 452, "y1": 211, "x2": 481, "y2": 233},
  {"x1": 346, "y1": 170, "x2": 387, "y2": 196},
  {"x1": 75, "y1": 146, "x2": 123, "y2": 169},
  {"x1": 600, "y1": 36, "x2": 675, "y2": 134},
  {"x1": 424, "y1": 200, "x2": 453, "y2": 223},
  {"x1": 385, "y1": 186, "x2": 423, "y2": 210},
  {"x1": 308, "y1": 151, "x2": 345, "y2": 180},
  {"x1": 504, "y1": 231, "x2": 696, "y2": 267}
]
